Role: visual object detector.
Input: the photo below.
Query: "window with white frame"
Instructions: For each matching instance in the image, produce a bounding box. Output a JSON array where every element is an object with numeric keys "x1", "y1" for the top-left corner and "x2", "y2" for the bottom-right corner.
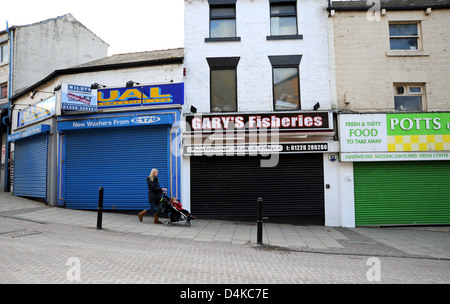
[
  {"x1": 0, "y1": 43, "x2": 9, "y2": 63},
  {"x1": 394, "y1": 84, "x2": 425, "y2": 111},
  {"x1": 389, "y1": 22, "x2": 421, "y2": 50}
]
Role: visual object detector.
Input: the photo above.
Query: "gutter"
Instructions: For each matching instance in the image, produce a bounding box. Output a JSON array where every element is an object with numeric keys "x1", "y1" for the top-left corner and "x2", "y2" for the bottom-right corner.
[
  {"x1": 2, "y1": 22, "x2": 14, "y2": 192},
  {"x1": 328, "y1": 3, "x2": 450, "y2": 11}
]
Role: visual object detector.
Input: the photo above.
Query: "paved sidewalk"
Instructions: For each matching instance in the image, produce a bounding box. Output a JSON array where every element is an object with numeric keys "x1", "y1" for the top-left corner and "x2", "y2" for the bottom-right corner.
[{"x1": 1, "y1": 192, "x2": 449, "y2": 260}]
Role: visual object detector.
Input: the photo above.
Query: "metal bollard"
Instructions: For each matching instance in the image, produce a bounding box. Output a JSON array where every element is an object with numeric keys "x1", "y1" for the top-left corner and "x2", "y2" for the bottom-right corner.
[
  {"x1": 97, "y1": 186, "x2": 104, "y2": 230},
  {"x1": 257, "y1": 197, "x2": 263, "y2": 245}
]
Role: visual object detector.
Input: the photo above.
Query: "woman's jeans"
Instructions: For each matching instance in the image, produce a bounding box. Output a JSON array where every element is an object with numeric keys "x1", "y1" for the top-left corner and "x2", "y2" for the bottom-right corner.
[{"x1": 146, "y1": 201, "x2": 157, "y2": 215}]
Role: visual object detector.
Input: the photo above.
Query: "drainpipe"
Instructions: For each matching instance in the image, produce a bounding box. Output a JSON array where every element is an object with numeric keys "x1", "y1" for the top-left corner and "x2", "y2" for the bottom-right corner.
[{"x1": 3, "y1": 22, "x2": 13, "y2": 192}]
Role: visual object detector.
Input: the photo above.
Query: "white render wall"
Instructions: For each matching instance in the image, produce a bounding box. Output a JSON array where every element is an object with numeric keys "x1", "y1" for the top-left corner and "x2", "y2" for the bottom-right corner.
[
  {"x1": 183, "y1": 0, "x2": 345, "y2": 225},
  {"x1": 184, "y1": 0, "x2": 334, "y2": 113},
  {"x1": 13, "y1": 14, "x2": 108, "y2": 95}
]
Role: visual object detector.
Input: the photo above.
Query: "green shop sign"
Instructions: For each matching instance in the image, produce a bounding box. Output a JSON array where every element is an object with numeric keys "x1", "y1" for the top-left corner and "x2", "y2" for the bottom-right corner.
[
  {"x1": 387, "y1": 113, "x2": 450, "y2": 136},
  {"x1": 340, "y1": 113, "x2": 450, "y2": 161}
]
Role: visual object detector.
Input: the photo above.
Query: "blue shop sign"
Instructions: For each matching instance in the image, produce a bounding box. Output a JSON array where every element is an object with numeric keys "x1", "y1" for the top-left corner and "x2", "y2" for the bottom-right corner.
[
  {"x1": 97, "y1": 83, "x2": 184, "y2": 109},
  {"x1": 17, "y1": 96, "x2": 56, "y2": 128},
  {"x1": 58, "y1": 113, "x2": 174, "y2": 131},
  {"x1": 8, "y1": 124, "x2": 51, "y2": 142}
]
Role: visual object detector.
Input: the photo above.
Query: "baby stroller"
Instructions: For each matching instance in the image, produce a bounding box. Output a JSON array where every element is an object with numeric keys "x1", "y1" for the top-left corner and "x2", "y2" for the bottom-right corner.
[{"x1": 156, "y1": 193, "x2": 191, "y2": 227}]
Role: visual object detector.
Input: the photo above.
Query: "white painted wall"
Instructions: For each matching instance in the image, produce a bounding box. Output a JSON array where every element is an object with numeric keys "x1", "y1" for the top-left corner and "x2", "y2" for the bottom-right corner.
[
  {"x1": 339, "y1": 161, "x2": 355, "y2": 227},
  {"x1": 183, "y1": 0, "x2": 345, "y2": 224},
  {"x1": 184, "y1": 0, "x2": 333, "y2": 113}
]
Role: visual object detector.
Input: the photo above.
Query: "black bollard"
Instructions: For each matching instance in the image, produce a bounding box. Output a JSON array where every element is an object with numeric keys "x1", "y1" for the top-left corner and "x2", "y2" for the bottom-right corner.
[
  {"x1": 97, "y1": 186, "x2": 104, "y2": 230},
  {"x1": 257, "y1": 197, "x2": 263, "y2": 245}
]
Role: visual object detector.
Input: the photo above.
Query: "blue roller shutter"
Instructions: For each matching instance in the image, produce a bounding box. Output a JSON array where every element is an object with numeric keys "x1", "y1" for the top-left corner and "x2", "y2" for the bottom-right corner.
[
  {"x1": 65, "y1": 126, "x2": 169, "y2": 210},
  {"x1": 13, "y1": 134, "x2": 48, "y2": 199}
]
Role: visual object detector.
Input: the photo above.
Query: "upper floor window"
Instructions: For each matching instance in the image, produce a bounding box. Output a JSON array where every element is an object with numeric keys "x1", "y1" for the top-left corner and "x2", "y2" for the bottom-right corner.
[
  {"x1": 394, "y1": 84, "x2": 425, "y2": 111},
  {"x1": 1, "y1": 84, "x2": 7, "y2": 100},
  {"x1": 207, "y1": 57, "x2": 240, "y2": 112},
  {"x1": 269, "y1": 55, "x2": 302, "y2": 111},
  {"x1": 0, "y1": 44, "x2": 9, "y2": 63},
  {"x1": 209, "y1": 0, "x2": 237, "y2": 39},
  {"x1": 389, "y1": 22, "x2": 421, "y2": 50},
  {"x1": 270, "y1": 1, "x2": 297, "y2": 36}
]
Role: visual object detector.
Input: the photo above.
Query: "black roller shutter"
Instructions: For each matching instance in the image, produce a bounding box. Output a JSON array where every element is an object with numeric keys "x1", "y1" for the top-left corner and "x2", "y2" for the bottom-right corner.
[{"x1": 190, "y1": 153, "x2": 324, "y2": 224}]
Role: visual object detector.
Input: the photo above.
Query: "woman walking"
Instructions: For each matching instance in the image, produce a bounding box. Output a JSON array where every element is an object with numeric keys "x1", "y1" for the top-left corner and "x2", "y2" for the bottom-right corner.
[{"x1": 138, "y1": 168, "x2": 167, "y2": 223}]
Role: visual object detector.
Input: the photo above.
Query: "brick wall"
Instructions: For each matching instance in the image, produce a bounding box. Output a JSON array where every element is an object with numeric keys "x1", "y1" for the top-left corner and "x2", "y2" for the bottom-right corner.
[{"x1": 331, "y1": 8, "x2": 450, "y2": 111}]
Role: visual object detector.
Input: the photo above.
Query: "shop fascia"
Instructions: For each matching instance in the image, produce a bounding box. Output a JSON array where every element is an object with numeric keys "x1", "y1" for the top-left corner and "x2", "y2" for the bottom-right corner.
[
  {"x1": 13, "y1": 83, "x2": 96, "y2": 130},
  {"x1": 16, "y1": 95, "x2": 56, "y2": 129},
  {"x1": 339, "y1": 112, "x2": 450, "y2": 162},
  {"x1": 183, "y1": 111, "x2": 335, "y2": 156},
  {"x1": 60, "y1": 82, "x2": 184, "y2": 112},
  {"x1": 11, "y1": 81, "x2": 184, "y2": 137},
  {"x1": 58, "y1": 82, "x2": 184, "y2": 129}
]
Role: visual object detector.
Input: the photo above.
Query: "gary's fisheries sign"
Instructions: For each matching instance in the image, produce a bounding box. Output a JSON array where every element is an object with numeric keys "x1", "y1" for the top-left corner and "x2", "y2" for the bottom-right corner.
[{"x1": 339, "y1": 113, "x2": 450, "y2": 161}]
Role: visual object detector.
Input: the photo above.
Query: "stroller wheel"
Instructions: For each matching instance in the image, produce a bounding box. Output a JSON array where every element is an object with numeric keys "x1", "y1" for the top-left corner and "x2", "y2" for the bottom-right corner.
[
  {"x1": 164, "y1": 219, "x2": 172, "y2": 226},
  {"x1": 185, "y1": 221, "x2": 191, "y2": 227}
]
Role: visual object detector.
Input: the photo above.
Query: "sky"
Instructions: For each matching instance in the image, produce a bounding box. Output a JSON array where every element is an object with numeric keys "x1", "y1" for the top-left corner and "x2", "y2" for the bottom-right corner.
[{"x1": 1, "y1": 0, "x2": 185, "y2": 55}]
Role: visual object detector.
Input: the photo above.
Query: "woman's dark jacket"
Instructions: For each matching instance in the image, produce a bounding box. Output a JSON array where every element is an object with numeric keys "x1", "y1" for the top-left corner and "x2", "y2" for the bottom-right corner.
[{"x1": 147, "y1": 177, "x2": 163, "y2": 203}]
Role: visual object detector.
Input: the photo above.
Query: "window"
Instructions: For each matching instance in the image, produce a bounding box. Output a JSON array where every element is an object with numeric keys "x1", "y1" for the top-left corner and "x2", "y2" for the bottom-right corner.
[
  {"x1": 207, "y1": 57, "x2": 240, "y2": 112},
  {"x1": 269, "y1": 55, "x2": 302, "y2": 111},
  {"x1": 389, "y1": 22, "x2": 420, "y2": 50},
  {"x1": 210, "y1": 69, "x2": 237, "y2": 112},
  {"x1": 0, "y1": 44, "x2": 8, "y2": 63},
  {"x1": 1, "y1": 84, "x2": 7, "y2": 100},
  {"x1": 394, "y1": 84, "x2": 425, "y2": 111},
  {"x1": 269, "y1": 1, "x2": 298, "y2": 36},
  {"x1": 209, "y1": 2, "x2": 236, "y2": 38}
]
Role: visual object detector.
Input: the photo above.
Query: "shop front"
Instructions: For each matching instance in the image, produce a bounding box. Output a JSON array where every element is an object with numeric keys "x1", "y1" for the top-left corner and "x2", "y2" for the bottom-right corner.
[
  {"x1": 8, "y1": 124, "x2": 51, "y2": 200},
  {"x1": 339, "y1": 113, "x2": 450, "y2": 226},
  {"x1": 183, "y1": 111, "x2": 337, "y2": 225},
  {"x1": 57, "y1": 83, "x2": 183, "y2": 210},
  {"x1": 8, "y1": 96, "x2": 57, "y2": 203}
]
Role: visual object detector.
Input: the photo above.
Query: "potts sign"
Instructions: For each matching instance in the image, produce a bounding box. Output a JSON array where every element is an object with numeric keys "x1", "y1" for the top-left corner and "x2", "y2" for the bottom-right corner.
[{"x1": 340, "y1": 113, "x2": 450, "y2": 161}]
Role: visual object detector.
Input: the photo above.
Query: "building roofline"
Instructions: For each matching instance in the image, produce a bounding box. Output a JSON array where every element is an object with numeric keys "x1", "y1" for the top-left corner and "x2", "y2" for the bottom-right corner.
[
  {"x1": 0, "y1": 14, "x2": 72, "y2": 35},
  {"x1": 0, "y1": 26, "x2": 16, "y2": 36},
  {"x1": 328, "y1": 0, "x2": 450, "y2": 11},
  {"x1": 1, "y1": 14, "x2": 109, "y2": 46},
  {"x1": 10, "y1": 48, "x2": 184, "y2": 101}
]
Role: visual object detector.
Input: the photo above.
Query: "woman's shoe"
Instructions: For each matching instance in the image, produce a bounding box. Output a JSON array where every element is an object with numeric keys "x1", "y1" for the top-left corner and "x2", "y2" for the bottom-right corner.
[
  {"x1": 154, "y1": 214, "x2": 162, "y2": 224},
  {"x1": 138, "y1": 210, "x2": 147, "y2": 222}
]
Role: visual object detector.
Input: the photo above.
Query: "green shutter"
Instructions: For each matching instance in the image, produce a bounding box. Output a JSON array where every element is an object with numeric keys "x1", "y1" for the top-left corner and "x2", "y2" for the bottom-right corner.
[{"x1": 354, "y1": 161, "x2": 450, "y2": 226}]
